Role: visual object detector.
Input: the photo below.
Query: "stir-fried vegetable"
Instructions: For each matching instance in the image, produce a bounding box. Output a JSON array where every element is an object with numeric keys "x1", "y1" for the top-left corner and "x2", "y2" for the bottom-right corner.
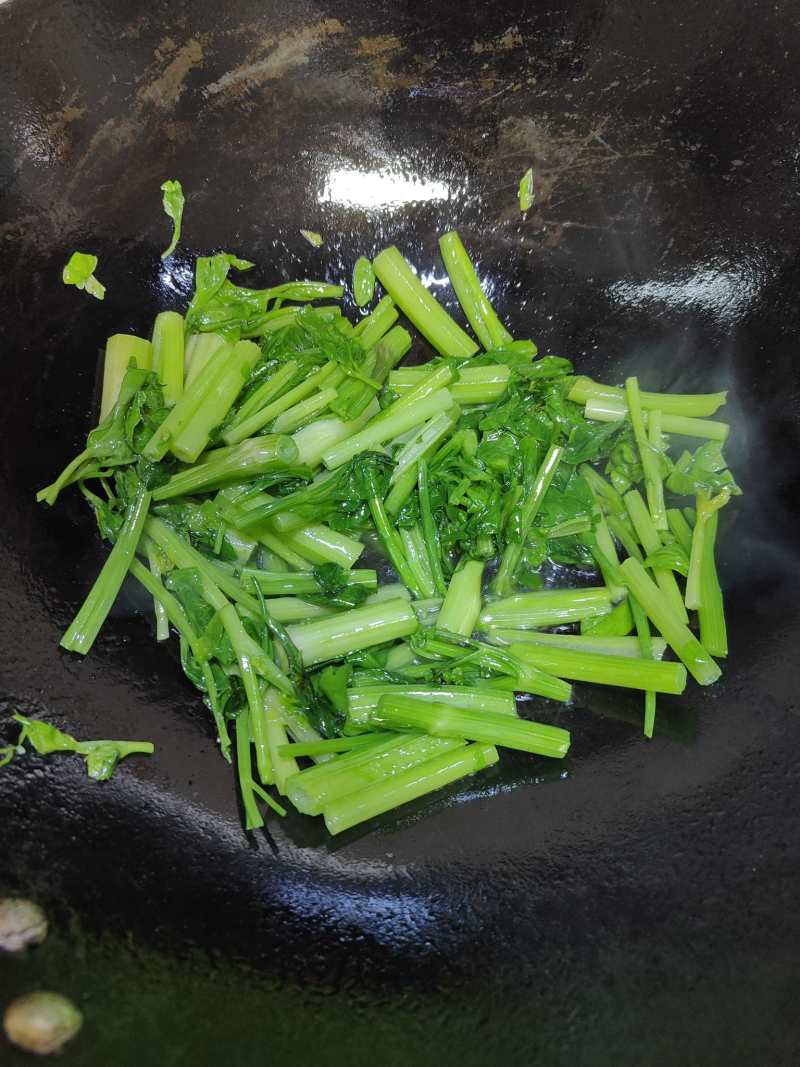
[{"x1": 25, "y1": 197, "x2": 740, "y2": 835}]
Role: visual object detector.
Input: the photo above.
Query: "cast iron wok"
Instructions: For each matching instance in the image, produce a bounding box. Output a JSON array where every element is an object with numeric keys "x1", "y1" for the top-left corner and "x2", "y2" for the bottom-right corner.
[{"x1": 1, "y1": 0, "x2": 799, "y2": 1063}]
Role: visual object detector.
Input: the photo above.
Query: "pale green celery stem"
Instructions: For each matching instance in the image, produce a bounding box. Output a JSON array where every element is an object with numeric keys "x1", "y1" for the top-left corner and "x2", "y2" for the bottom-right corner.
[
  {"x1": 222, "y1": 362, "x2": 336, "y2": 446},
  {"x1": 282, "y1": 524, "x2": 363, "y2": 569},
  {"x1": 292, "y1": 399, "x2": 380, "y2": 468},
  {"x1": 279, "y1": 704, "x2": 336, "y2": 765},
  {"x1": 569, "y1": 376, "x2": 728, "y2": 417},
  {"x1": 437, "y1": 558, "x2": 484, "y2": 636},
  {"x1": 151, "y1": 311, "x2": 184, "y2": 406},
  {"x1": 242, "y1": 568, "x2": 377, "y2": 596},
  {"x1": 229, "y1": 360, "x2": 299, "y2": 427},
  {"x1": 151, "y1": 434, "x2": 299, "y2": 501},
  {"x1": 485, "y1": 629, "x2": 666, "y2": 659},
  {"x1": 481, "y1": 669, "x2": 572, "y2": 703},
  {"x1": 438, "y1": 230, "x2": 512, "y2": 349},
  {"x1": 411, "y1": 597, "x2": 442, "y2": 626},
  {"x1": 584, "y1": 396, "x2": 730, "y2": 442},
  {"x1": 60, "y1": 486, "x2": 151, "y2": 654},
  {"x1": 286, "y1": 597, "x2": 418, "y2": 666},
  {"x1": 581, "y1": 598, "x2": 634, "y2": 636},
  {"x1": 235, "y1": 711, "x2": 264, "y2": 831},
  {"x1": 346, "y1": 686, "x2": 518, "y2": 731},
  {"x1": 667, "y1": 508, "x2": 694, "y2": 553},
  {"x1": 369, "y1": 696, "x2": 570, "y2": 758},
  {"x1": 100, "y1": 334, "x2": 152, "y2": 422},
  {"x1": 384, "y1": 643, "x2": 417, "y2": 670},
  {"x1": 262, "y1": 689, "x2": 299, "y2": 794},
  {"x1": 389, "y1": 364, "x2": 511, "y2": 405},
  {"x1": 372, "y1": 245, "x2": 479, "y2": 358},
  {"x1": 254, "y1": 529, "x2": 313, "y2": 570},
  {"x1": 354, "y1": 295, "x2": 398, "y2": 349},
  {"x1": 625, "y1": 376, "x2": 667, "y2": 530},
  {"x1": 263, "y1": 597, "x2": 335, "y2": 623},
  {"x1": 184, "y1": 333, "x2": 225, "y2": 390},
  {"x1": 698, "y1": 510, "x2": 727, "y2": 657},
  {"x1": 619, "y1": 557, "x2": 721, "y2": 685},
  {"x1": 629, "y1": 593, "x2": 657, "y2": 738},
  {"x1": 579, "y1": 463, "x2": 626, "y2": 515},
  {"x1": 322, "y1": 387, "x2": 454, "y2": 470},
  {"x1": 279, "y1": 734, "x2": 396, "y2": 757},
  {"x1": 323, "y1": 742, "x2": 498, "y2": 835},
  {"x1": 625, "y1": 489, "x2": 688, "y2": 622},
  {"x1": 607, "y1": 513, "x2": 643, "y2": 561},
  {"x1": 647, "y1": 408, "x2": 668, "y2": 532},
  {"x1": 390, "y1": 411, "x2": 457, "y2": 485},
  {"x1": 399, "y1": 525, "x2": 437, "y2": 599},
  {"x1": 145, "y1": 542, "x2": 170, "y2": 641},
  {"x1": 494, "y1": 444, "x2": 563, "y2": 595},
  {"x1": 223, "y1": 527, "x2": 257, "y2": 564},
  {"x1": 365, "y1": 582, "x2": 410, "y2": 604},
  {"x1": 144, "y1": 516, "x2": 261, "y2": 616},
  {"x1": 272, "y1": 386, "x2": 338, "y2": 434},
  {"x1": 509, "y1": 642, "x2": 686, "y2": 694},
  {"x1": 479, "y1": 587, "x2": 612, "y2": 629},
  {"x1": 593, "y1": 515, "x2": 626, "y2": 601},
  {"x1": 286, "y1": 734, "x2": 466, "y2": 816}
]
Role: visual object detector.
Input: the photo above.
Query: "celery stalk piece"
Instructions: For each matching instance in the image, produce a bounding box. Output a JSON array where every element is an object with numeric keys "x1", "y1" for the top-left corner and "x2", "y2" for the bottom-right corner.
[
  {"x1": 144, "y1": 516, "x2": 261, "y2": 616},
  {"x1": 437, "y1": 558, "x2": 485, "y2": 637},
  {"x1": 647, "y1": 407, "x2": 668, "y2": 532},
  {"x1": 322, "y1": 387, "x2": 454, "y2": 470},
  {"x1": 278, "y1": 734, "x2": 396, "y2": 758},
  {"x1": 279, "y1": 704, "x2": 335, "y2": 764},
  {"x1": 372, "y1": 246, "x2": 479, "y2": 358},
  {"x1": 369, "y1": 695, "x2": 571, "y2": 758},
  {"x1": 619, "y1": 558, "x2": 721, "y2": 685},
  {"x1": 352, "y1": 256, "x2": 376, "y2": 307},
  {"x1": 479, "y1": 587, "x2": 613, "y2": 630},
  {"x1": 286, "y1": 734, "x2": 466, "y2": 816},
  {"x1": 262, "y1": 689, "x2": 299, "y2": 795},
  {"x1": 145, "y1": 541, "x2": 170, "y2": 641},
  {"x1": 354, "y1": 295, "x2": 398, "y2": 349},
  {"x1": 399, "y1": 526, "x2": 437, "y2": 600},
  {"x1": 698, "y1": 511, "x2": 727, "y2": 657},
  {"x1": 150, "y1": 311, "x2": 184, "y2": 407},
  {"x1": 584, "y1": 396, "x2": 730, "y2": 442},
  {"x1": 323, "y1": 742, "x2": 499, "y2": 835},
  {"x1": 282, "y1": 524, "x2": 363, "y2": 569},
  {"x1": 580, "y1": 597, "x2": 634, "y2": 636},
  {"x1": 438, "y1": 231, "x2": 512, "y2": 350},
  {"x1": 685, "y1": 489, "x2": 731, "y2": 610},
  {"x1": 253, "y1": 529, "x2": 313, "y2": 570},
  {"x1": 364, "y1": 582, "x2": 411, "y2": 604},
  {"x1": 485, "y1": 629, "x2": 667, "y2": 659},
  {"x1": 626, "y1": 376, "x2": 668, "y2": 530},
  {"x1": 60, "y1": 485, "x2": 151, "y2": 655},
  {"x1": 390, "y1": 411, "x2": 457, "y2": 486},
  {"x1": 228, "y1": 360, "x2": 300, "y2": 428},
  {"x1": 241, "y1": 568, "x2": 377, "y2": 597},
  {"x1": 624, "y1": 489, "x2": 688, "y2": 623},
  {"x1": 509, "y1": 642, "x2": 686, "y2": 694},
  {"x1": 346, "y1": 685, "x2": 516, "y2": 732},
  {"x1": 667, "y1": 508, "x2": 694, "y2": 554},
  {"x1": 292, "y1": 399, "x2": 380, "y2": 468},
  {"x1": 568, "y1": 376, "x2": 727, "y2": 417},
  {"x1": 629, "y1": 593, "x2": 657, "y2": 737},
  {"x1": 286, "y1": 597, "x2": 418, "y2": 666},
  {"x1": 99, "y1": 334, "x2": 153, "y2": 422},
  {"x1": 141, "y1": 336, "x2": 235, "y2": 460},
  {"x1": 494, "y1": 444, "x2": 563, "y2": 595},
  {"x1": 384, "y1": 642, "x2": 417, "y2": 670},
  {"x1": 235, "y1": 711, "x2": 265, "y2": 831},
  {"x1": 579, "y1": 463, "x2": 626, "y2": 515},
  {"x1": 151, "y1": 435, "x2": 299, "y2": 501},
  {"x1": 222, "y1": 362, "x2": 335, "y2": 447},
  {"x1": 332, "y1": 325, "x2": 412, "y2": 422},
  {"x1": 593, "y1": 513, "x2": 626, "y2": 601},
  {"x1": 271, "y1": 386, "x2": 338, "y2": 434},
  {"x1": 261, "y1": 597, "x2": 335, "y2": 623},
  {"x1": 389, "y1": 364, "x2": 512, "y2": 405},
  {"x1": 184, "y1": 333, "x2": 225, "y2": 389}
]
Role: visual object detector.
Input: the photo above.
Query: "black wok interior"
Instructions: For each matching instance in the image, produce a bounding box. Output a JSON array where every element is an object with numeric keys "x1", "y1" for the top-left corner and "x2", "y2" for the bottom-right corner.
[{"x1": 2, "y1": 0, "x2": 800, "y2": 1063}]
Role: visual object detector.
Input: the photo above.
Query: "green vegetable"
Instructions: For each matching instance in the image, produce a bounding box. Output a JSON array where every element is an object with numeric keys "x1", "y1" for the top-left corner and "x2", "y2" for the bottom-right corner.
[
  {"x1": 353, "y1": 256, "x2": 376, "y2": 307},
  {"x1": 323, "y1": 742, "x2": 498, "y2": 834},
  {"x1": 287, "y1": 598, "x2": 419, "y2": 666},
  {"x1": 9, "y1": 713, "x2": 153, "y2": 780},
  {"x1": 62, "y1": 251, "x2": 105, "y2": 300},
  {"x1": 3, "y1": 991, "x2": 83, "y2": 1056},
  {"x1": 160, "y1": 179, "x2": 185, "y2": 259},
  {"x1": 438, "y1": 231, "x2": 512, "y2": 350},
  {"x1": 479, "y1": 587, "x2": 613, "y2": 629},
  {"x1": 509, "y1": 643, "x2": 686, "y2": 694},
  {"x1": 300, "y1": 229, "x2": 324, "y2": 247},
  {"x1": 518, "y1": 167, "x2": 535, "y2": 212}
]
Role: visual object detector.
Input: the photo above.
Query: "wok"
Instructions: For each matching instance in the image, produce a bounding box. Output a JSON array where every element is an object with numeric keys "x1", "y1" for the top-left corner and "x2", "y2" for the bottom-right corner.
[{"x1": 1, "y1": 0, "x2": 799, "y2": 1063}]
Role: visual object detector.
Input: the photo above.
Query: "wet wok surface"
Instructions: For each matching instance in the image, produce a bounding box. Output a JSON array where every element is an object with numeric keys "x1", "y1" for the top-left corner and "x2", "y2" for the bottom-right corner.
[{"x1": 1, "y1": 0, "x2": 800, "y2": 1063}]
